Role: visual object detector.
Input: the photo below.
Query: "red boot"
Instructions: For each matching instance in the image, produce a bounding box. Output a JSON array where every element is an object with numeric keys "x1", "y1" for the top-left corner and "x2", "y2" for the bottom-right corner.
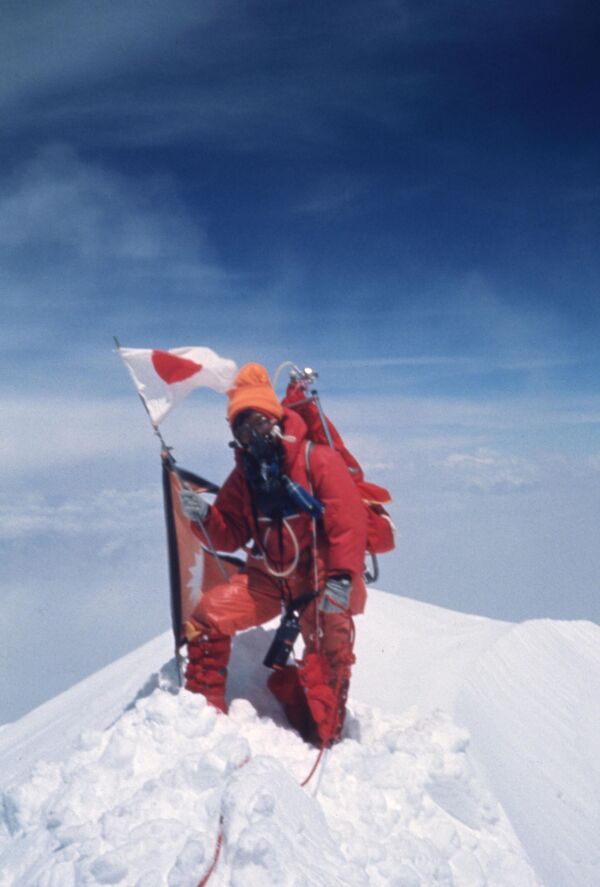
[
  {"x1": 298, "y1": 645, "x2": 355, "y2": 746},
  {"x1": 267, "y1": 665, "x2": 319, "y2": 744},
  {"x1": 185, "y1": 631, "x2": 231, "y2": 713}
]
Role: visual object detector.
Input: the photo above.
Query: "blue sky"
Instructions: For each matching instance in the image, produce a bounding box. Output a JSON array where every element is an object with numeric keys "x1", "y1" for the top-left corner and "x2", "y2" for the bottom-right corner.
[{"x1": 1, "y1": 0, "x2": 600, "y2": 722}]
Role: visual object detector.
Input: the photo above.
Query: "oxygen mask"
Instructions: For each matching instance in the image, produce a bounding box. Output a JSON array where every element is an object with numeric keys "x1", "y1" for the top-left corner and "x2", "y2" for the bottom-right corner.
[{"x1": 233, "y1": 410, "x2": 279, "y2": 461}]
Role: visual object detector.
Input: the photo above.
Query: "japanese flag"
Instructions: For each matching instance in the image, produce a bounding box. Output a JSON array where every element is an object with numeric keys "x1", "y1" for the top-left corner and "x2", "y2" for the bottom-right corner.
[{"x1": 118, "y1": 346, "x2": 237, "y2": 426}]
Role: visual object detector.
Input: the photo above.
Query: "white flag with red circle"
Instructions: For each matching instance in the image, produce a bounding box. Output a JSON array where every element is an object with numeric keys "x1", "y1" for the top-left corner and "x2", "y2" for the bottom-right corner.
[{"x1": 118, "y1": 346, "x2": 237, "y2": 425}]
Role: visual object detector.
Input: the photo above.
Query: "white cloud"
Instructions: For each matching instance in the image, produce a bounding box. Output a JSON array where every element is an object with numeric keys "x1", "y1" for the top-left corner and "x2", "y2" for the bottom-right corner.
[
  {"x1": 0, "y1": 145, "x2": 211, "y2": 262},
  {"x1": 436, "y1": 449, "x2": 540, "y2": 494},
  {"x1": 0, "y1": 145, "x2": 233, "y2": 350},
  {"x1": 0, "y1": 488, "x2": 161, "y2": 540},
  {"x1": 0, "y1": 393, "x2": 232, "y2": 482},
  {"x1": 329, "y1": 392, "x2": 600, "y2": 438},
  {"x1": 0, "y1": 397, "x2": 147, "y2": 477}
]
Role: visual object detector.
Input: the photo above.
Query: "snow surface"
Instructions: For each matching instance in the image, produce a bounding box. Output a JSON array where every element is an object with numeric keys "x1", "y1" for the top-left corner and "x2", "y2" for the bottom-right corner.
[{"x1": 1, "y1": 589, "x2": 598, "y2": 887}]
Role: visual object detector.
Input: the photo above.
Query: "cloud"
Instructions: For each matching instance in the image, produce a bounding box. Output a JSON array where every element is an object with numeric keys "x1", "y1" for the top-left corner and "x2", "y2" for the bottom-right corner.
[
  {"x1": 426, "y1": 272, "x2": 570, "y2": 361},
  {"x1": 497, "y1": 357, "x2": 593, "y2": 371},
  {"x1": 321, "y1": 354, "x2": 597, "y2": 374},
  {"x1": 312, "y1": 392, "x2": 600, "y2": 506},
  {"x1": 0, "y1": 1, "x2": 218, "y2": 112},
  {"x1": 287, "y1": 270, "x2": 594, "y2": 391},
  {"x1": 0, "y1": 397, "x2": 148, "y2": 478},
  {"x1": 0, "y1": 145, "x2": 215, "y2": 267},
  {"x1": 0, "y1": 392, "x2": 233, "y2": 484},
  {"x1": 0, "y1": 145, "x2": 239, "y2": 374},
  {"x1": 322, "y1": 356, "x2": 470, "y2": 369},
  {"x1": 0, "y1": 487, "x2": 161, "y2": 541},
  {"x1": 435, "y1": 449, "x2": 540, "y2": 494},
  {"x1": 0, "y1": 2, "x2": 420, "y2": 152},
  {"x1": 292, "y1": 174, "x2": 371, "y2": 217}
]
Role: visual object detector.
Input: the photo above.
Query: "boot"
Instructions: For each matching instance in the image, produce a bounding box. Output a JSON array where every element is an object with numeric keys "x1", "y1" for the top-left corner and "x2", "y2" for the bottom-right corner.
[
  {"x1": 185, "y1": 630, "x2": 231, "y2": 713},
  {"x1": 267, "y1": 665, "x2": 320, "y2": 745},
  {"x1": 328, "y1": 644, "x2": 355, "y2": 742},
  {"x1": 298, "y1": 645, "x2": 355, "y2": 746}
]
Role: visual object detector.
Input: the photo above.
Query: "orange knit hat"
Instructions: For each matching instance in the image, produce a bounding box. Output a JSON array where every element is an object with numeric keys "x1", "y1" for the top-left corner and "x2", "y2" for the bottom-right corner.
[{"x1": 226, "y1": 363, "x2": 283, "y2": 424}]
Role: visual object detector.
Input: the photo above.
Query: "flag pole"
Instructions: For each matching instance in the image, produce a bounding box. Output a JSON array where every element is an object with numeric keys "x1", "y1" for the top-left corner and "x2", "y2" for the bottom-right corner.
[
  {"x1": 114, "y1": 337, "x2": 232, "y2": 682},
  {"x1": 114, "y1": 336, "x2": 230, "y2": 576}
]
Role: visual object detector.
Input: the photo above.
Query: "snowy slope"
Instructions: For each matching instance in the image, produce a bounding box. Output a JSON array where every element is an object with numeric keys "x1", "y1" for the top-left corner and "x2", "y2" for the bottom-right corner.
[
  {"x1": 456, "y1": 618, "x2": 600, "y2": 887},
  {"x1": 1, "y1": 589, "x2": 598, "y2": 887}
]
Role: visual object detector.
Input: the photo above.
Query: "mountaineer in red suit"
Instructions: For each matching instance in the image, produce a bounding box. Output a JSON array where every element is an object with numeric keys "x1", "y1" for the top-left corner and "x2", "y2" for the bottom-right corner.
[{"x1": 179, "y1": 363, "x2": 367, "y2": 745}]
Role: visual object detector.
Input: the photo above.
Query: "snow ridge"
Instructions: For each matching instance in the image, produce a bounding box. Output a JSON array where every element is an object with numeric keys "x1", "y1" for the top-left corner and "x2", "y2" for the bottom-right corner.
[
  {"x1": 1, "y1": 590, "x2": 598, "y2": 886},
  {"x1": 0, "y1": 679, "x2": 538, "y2": 887}
]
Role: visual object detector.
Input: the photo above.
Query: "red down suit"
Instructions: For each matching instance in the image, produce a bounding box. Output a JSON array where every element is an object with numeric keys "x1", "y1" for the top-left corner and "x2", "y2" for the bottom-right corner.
[{"x1": 186, "y1": 406, "x2": 368, "y2": 742}]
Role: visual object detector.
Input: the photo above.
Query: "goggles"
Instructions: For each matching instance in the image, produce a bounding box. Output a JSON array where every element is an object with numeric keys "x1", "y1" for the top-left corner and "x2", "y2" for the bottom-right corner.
[{"x1": 233, "y1": 411, "x2": 276, "y2": 447}]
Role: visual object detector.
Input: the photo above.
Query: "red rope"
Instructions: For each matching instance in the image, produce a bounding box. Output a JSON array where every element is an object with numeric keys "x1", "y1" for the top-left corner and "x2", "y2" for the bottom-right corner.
[
  {"x1": 196, "y1": 815, "x2": 224, "y2": 887},
  {"x1": 300, "y1": 742, "x2": 327, "y2": 787},
  {"x1": 195, "y1": 752, "x2": 251, "y2": 887},
  {"x1": 195, "y1": 736, "x2": 327, "y2": 887}
]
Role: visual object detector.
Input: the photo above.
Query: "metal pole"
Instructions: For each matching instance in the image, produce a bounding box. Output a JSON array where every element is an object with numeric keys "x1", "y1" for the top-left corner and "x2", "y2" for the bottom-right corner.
[
  {"x1": 174, "y1": 647, "x2": 184, "y2": 687},
  {"x1": 311, "y1": 391, "x2": 335, "y2": 449}
]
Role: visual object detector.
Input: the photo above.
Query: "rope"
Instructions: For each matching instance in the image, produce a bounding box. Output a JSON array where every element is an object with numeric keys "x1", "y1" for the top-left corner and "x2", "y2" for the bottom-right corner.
[
  {"x1": 196, "y1": 737, "x2": 329, "y2": 886},
  {"x1": 195, "y1": 816, "x2": 224, "y2": 887},
  {"x1": 194, "y1": 750, "x2": 250, "y2": 886},
  {"x1": 300, "y1": 743, "x2": 327, "y2": 787}
]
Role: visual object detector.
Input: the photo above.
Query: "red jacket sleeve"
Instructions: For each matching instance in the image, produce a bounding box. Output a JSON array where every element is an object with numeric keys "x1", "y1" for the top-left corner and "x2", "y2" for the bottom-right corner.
[
  {"x1": 308, "y1": 444, "x2": 367, "y2": 578},
  {"x1": 191, "y1": 467, "x2": 251, "y2": 553}
]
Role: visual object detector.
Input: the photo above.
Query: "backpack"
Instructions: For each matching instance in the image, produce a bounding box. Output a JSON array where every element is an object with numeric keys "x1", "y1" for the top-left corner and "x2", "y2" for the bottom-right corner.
[{"x1": 282, "y1": 380, "x2": 396, "y2": 557}]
